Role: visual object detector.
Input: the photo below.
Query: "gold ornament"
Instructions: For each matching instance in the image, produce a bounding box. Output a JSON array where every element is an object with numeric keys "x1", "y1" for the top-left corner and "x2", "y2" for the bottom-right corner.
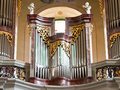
[
  {"x1": 0, "y1": 31, "x2": 13, "y2": 46},
  {"x1": 36, "y1": 24, "x2": 50, "y2": 46},
  {"x1": 71, "y1": 24, "x2": 85, "y2": 44},
  {"x1": 51, "y1": 41, "x2": 70, "y2": 57},
  {"x1": 17, "y1": 0, "x2": 22, "y2": 16},
  {"x1": 99, "y1": 0, "x2": 104, "y2": 18},
  {"x1": 28, "y1": 24, "x2": 31, "y2": 36},
  {"x1": 110, "y1": 33, "x2": 120, "y2": 48}
]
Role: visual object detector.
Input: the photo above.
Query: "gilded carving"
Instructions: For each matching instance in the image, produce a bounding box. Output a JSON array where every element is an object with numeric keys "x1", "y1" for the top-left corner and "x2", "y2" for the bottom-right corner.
[
  {"x1": 71, "y1": 24, "x2": 85, "y2": 44},
  {"x1": 51, "y1": 41, "x2": 70, "y2": 57},
  {"x1": 110, "y1": 33, "x2": 120, "y2": 48},
  {"x1": 17, "y1": 0, "x2": 22, "y2": 16},
  {"x1": 28, "y1": 24, "x2": 31, "y2": 36},
  {"x1": 0, "y1": 31, "x2": 13, "y2": 46},
  {"x1": 99, "y1": 0, "x2": 104, "y2": 18},
  {"x1": 36, "y1": 24, "x2": 50, "y2": 46},
  {"x1": 89, "y1": 23, "x2": 93, "y2": 35}
]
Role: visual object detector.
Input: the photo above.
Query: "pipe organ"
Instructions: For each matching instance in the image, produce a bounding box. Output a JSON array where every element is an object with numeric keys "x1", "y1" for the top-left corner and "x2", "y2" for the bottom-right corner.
[
  {"x1": 0, "y1": 32, "x2": 12, "y2": 59},
  {"x1": 0, "y1": 0, "x2": 17, "y2": 59},
  {"x1": 0, "y1": 0, "x2": 14, "y2": 28},
  {"x1": 107, "y1": 0, "x2": 120, "y2": 30},
  {"x1": 27, "y1": 14, "x2": 93, "y2": 85},
  {"x1": 105, "y1": 0, "x2": 120, "y2": 59}
]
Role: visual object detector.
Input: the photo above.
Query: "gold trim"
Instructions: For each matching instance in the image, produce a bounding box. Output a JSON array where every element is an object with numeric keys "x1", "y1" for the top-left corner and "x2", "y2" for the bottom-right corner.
[
  {"x1": 110, "y1": 33, "x2": 120, "y2": 48},
  {"x1": 17, "y1": 0, "x2": 22, "y2": 16},
  {"x1": 71, "y1": 24, "x2": 85, "y2": 44},
  {"x1": 99, "y1": 0, "x2": 104, "y2": 18},
  {"x1": 90, "y1": 23, "x2": 93, "y2": 35},
  {"x1": 36, "y1": 24, "x2": 50, "y2": 46},
  {"x1": 51, "y1": 41, "x2": 70, "y2": 57},
  {"x1": 28, "y1": 24, "x2": 31, "y2": 36},
  {"x1": 0, "y1": 31, "x2": 13, "y2": 46}
]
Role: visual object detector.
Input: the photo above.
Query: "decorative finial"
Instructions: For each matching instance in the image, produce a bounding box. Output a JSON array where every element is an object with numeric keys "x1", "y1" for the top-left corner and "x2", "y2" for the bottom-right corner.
[
  {"x1": 83, "y1": 2, "x2": 91, "y2": 14},
  {"x1": 28, "y1": 3, "x2": 35, "y2": 14}
]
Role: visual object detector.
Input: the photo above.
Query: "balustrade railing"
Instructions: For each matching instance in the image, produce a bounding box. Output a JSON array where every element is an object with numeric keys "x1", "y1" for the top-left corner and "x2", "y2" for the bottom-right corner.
[
  {"x1": 0, "y1": 59, "x2": 30, "y2": 81},
  {"x1": 92, "y1": 59, "x2": 120, "y2": 81}
]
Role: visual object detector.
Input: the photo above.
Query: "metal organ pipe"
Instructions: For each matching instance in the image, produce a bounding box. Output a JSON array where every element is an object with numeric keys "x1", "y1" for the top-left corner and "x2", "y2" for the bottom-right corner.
[
  {"x1": 107, "y1": 0, "x2": 120, "y2": 30},
  {"x1": 0, "y1": 0, "x2": 14, "y2": 28}
]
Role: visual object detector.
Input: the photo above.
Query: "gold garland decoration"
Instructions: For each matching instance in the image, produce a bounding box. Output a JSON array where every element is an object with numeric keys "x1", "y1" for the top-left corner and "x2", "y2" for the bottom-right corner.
[
  {"x1": 37, "y1": 24, "x2": 50, "y2": 46},
  {"x1": 71, "y1": 23, "x2": 85, "y2": 44},
  {"x1": 99, "y1": 0, "x2": 104, "y2": 18},
  {"x1": 28, "y1": 24, "x2": 31, "y2": 36},
  {"x1": 17, "y1": 0, "x2": 22, "y2": 16},
  {"x1": 0, "y1": 31, "x2": 13, "y2": 46},
  {"x1": 110, "y1": 33, "x2": 120, "y2": 48},
  {"x1": 51, "y1": 40, "x2": 70, "y2": 57},
  {"x1": 90, "y1": 23, "x2": 93, "y2": 35}
]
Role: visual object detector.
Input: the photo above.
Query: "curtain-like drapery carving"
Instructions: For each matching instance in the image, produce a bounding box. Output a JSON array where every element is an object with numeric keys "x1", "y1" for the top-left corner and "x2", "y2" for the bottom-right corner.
[
  {"x1": 71, "y1": 24, "x2": 85, "y2": 44},
  {"x1": 37, "y1": 24, "x2": 50, "y2": 46},
  {"x1": 110, "y1": 33, "x2": 120, "y2": 48},
  {"x1": 51, "y1": 40, "x2": 70, "y2": 57},
  {"x1": 0, "y1": 31, "x2": 12, "y2": 46},
  {"x1": 0, "y1": 31, "x2": 12, "y2": 59}
]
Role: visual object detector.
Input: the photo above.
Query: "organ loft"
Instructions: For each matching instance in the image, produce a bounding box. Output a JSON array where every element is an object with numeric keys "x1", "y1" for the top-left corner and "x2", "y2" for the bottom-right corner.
[{"x1": 0, "y1": 0, "x2": 120, "y2": 89}]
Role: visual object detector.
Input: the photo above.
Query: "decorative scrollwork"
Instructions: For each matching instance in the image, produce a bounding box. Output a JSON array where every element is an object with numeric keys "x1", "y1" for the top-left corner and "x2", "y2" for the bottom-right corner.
[
  {"x1": 0, "y1": 31, "x2": 13, "y2": 46},
  {"x1": 51, "y1": 41, "x2": 70, "y2": 57},
  {"x1": 96, "y1": 67, "x2": 106, "y2": 81},
  {"x1": 99, "y1": 0, "x2": 104, "y2": 18},
  {"x1": 36, "y1": 24, "x2": 50, "y2": 46},
  {"x1": 71, "y1": 24, "x2": 85, "y2": 44},
  {"x1": 17, "y1": 0, "x2": 22, "y2": 16},
  {"x1": 110, "y1": 33, "x2": 120, "y2": 48}
]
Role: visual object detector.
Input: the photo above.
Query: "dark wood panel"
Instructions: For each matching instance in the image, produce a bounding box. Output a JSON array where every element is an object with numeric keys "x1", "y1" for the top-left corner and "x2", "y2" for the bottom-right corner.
[
  {"x1": 29, "y1": 76, "x2": 92, "y2": 86},
  {"x1": 49, "y1": 33, "x2": 72, "y2": 43}
]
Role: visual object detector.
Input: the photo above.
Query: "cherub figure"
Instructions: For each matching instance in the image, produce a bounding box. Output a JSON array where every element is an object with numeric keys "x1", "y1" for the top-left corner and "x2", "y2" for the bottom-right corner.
[
  {"x1": 83, "y1": 2, "x2": 91, "y2": 14},
  {"x1": 28, "y1": 3, "x2": 35, "y2": 14}
]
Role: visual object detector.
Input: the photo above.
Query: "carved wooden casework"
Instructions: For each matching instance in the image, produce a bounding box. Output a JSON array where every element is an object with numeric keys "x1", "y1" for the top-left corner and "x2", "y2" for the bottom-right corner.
[{"x1": 27, "y1": 14, "x2": 93, "y2": 85}]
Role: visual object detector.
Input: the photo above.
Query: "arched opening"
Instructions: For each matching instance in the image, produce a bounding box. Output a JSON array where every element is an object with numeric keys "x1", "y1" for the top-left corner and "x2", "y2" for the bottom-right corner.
[{"x1": 39, "y1": 7, "x2": 82, "y2": 19}]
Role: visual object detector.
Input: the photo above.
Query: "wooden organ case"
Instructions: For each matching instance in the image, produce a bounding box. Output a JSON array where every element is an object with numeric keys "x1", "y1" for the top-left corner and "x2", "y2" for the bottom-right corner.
[
  {"x1": 0, "y1": 0, "x2": 17, "y2": 59},
  {"x1": 104, "y1": 0, "x2": 120, "y2": 59},
  {"x1": 27, "y1": 14, "x2": 93, "y2": 85}
]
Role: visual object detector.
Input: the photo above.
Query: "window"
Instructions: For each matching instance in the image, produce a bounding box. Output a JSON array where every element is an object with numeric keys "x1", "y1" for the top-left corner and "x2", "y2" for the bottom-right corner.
[{"x1": 55, "y1": 20, "x2": 65, "y2": 34}]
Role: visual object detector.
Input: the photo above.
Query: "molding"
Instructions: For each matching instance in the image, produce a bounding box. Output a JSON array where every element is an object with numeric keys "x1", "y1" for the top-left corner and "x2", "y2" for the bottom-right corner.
[
  {"x1": 0, "y1": 77, "x2": 118, "y2": 90},
  {"x1": 92, "y1": 59, "x2": 120, "y2": 68},
  {"x1": 0, "y1": 59, "x2": 30, "y2": 68}
]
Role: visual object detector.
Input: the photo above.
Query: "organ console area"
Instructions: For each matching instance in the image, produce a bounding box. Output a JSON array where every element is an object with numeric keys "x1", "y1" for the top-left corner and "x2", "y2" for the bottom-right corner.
[{"x1": 27, "y1": 14, "x2": 93, "y2": 85}]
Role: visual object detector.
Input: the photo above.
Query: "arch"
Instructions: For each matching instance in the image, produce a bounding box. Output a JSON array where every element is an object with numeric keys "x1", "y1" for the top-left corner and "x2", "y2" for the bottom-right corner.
[
  {"x1": 38, "y1": 6, "x2": 82, "y2": 19},
  {"x1": 35, "y1": 3, "x2": 85, "y2": 15}
]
